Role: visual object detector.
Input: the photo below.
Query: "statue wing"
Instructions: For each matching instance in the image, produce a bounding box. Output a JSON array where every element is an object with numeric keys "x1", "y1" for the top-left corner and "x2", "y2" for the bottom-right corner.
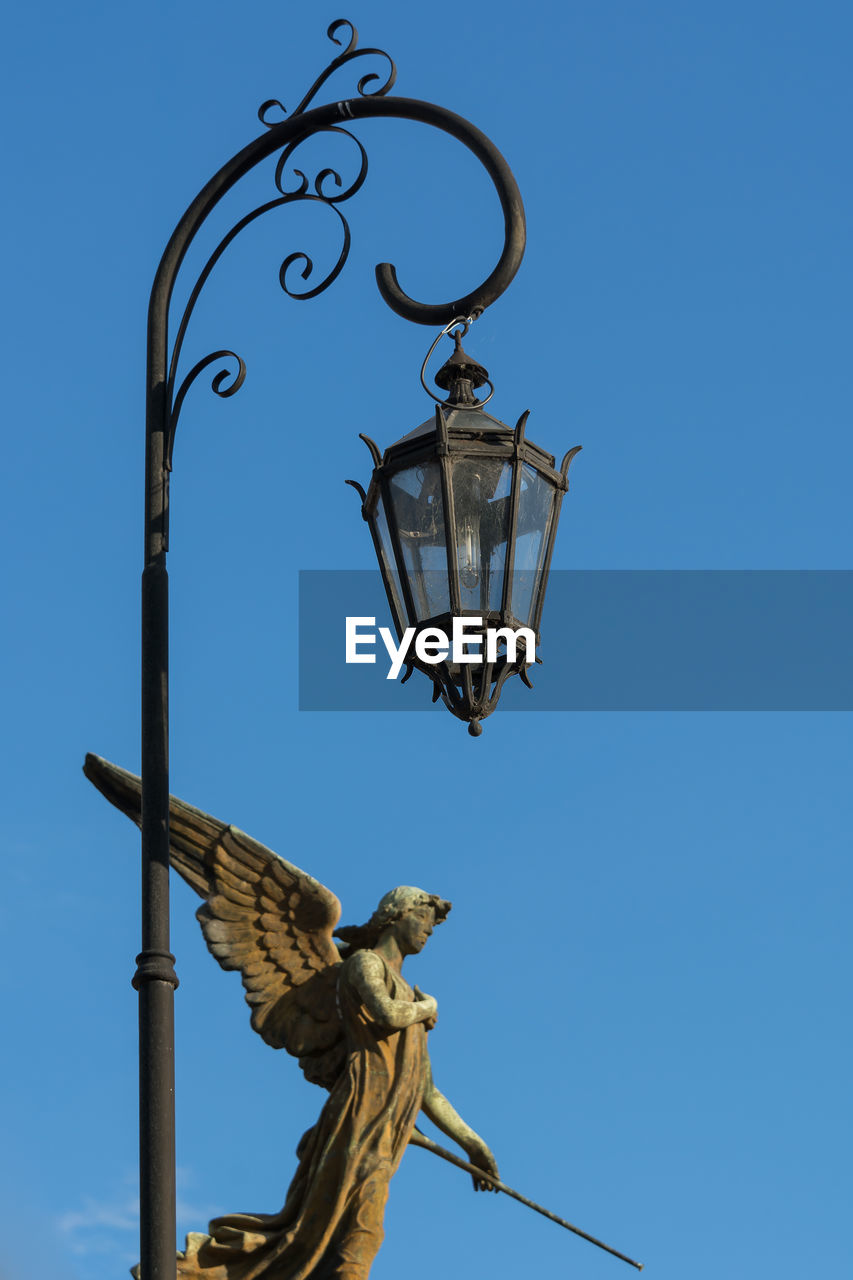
[{"x1": 83, "y1": 753, "x2": 346, "y2": 1088}]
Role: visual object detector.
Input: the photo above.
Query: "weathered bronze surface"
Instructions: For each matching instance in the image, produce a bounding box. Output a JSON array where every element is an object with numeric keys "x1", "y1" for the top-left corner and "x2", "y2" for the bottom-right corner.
[{"x1": 84, "y1": 755, "x2": 499, "y2": 1280}]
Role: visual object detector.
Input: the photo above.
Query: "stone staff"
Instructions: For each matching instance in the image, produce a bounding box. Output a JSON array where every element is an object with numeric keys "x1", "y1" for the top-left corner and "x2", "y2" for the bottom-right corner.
[{"x1": 409, "y1": 1129, "x2": 644, "y2": 1271}]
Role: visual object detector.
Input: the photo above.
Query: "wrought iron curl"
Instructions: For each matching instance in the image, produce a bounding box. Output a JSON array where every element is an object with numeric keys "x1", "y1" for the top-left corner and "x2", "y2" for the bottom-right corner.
[
  {"x1": 274, "y1": 125, "x2": 368, "y2": 202},
  {"x1": 164, "y1": 23, "x2": 394, "y2": 458},
  {"x1": 166, "y1": 121, "x2": 368, "y2": 436},
  {"x1": 166, "y1": 350, "x2": 246, "y2": 471},
  {"x1": 257, "y1": 19, "x2": 396, "y2": 127},
  {"x1": 277, "y1": 198, "x2": 352, "y2": 300}
]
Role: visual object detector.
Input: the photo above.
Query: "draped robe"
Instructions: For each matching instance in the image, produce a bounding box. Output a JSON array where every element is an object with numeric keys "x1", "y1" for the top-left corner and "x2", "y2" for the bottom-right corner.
[{"x1": 173, "y1": 953, "x2": 427, "y2": 1280}]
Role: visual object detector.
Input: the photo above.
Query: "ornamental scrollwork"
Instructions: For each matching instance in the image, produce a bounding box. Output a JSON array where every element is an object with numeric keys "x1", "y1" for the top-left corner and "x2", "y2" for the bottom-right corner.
[
  {"x1": 257, "y1": 18, "x2": 397, "y2": 126},
  {"x1": 164, "y1": 20, "x2": 396, "y2": 469}
]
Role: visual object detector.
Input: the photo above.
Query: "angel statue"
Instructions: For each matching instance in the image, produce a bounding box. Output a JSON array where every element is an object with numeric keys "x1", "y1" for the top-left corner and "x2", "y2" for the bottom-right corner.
[{"x1": 84, "y1": 755, "x2": 500, "y2": 1280}]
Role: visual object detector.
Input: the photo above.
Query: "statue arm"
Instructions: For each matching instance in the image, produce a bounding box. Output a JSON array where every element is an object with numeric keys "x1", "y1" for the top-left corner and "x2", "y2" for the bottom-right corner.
[
  {"x1": 420, "y1": 1058, "x2": 500, "y2": 1191},
  {"x1": 347, "y1": 951, "x2": 438, "y2": 1029}
]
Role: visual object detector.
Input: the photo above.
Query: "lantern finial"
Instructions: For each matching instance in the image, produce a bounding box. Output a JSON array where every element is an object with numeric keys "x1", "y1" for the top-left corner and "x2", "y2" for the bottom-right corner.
[{"x1": 434, "y1": 331, "x2": 490, "y2": 405}]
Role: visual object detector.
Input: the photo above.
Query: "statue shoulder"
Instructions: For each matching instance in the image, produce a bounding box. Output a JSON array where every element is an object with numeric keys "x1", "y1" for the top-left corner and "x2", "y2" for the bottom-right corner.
[{"x1": 343, "y1": 948, "x2": 386, "y2": 990}]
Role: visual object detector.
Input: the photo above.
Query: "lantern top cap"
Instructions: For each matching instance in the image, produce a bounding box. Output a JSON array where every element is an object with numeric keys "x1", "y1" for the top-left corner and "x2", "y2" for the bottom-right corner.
[
  {"x1": 392, "y1": 402, "x2": 512, "y2": 448},
  {"x1": 434, "y1": 330, "x2": 490, "y2": 404}
]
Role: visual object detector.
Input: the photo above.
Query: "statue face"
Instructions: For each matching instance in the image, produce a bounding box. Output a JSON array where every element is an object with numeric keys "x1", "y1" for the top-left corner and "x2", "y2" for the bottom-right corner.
[{"x1": 393, "y1": 904, "x2": 436, "y2": 956}]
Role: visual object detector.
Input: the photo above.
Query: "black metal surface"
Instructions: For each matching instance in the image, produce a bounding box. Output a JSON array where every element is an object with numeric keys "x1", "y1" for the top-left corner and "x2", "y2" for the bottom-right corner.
[
  {"x1": 138, "y1": 560, "x2": 177, "y2": 1280},
  {"x1": 355, "y1": 379, "x2": 578, "y2": 733},
  {"x1": 139, "y1": 19, "x2": 527, "y2": 1280},
  {"x1": 434, "y1": 332, "x2": 490, "y2": 396},
  {"x1": 257, "y1": 19, "x2": 397, "y2": 127}
]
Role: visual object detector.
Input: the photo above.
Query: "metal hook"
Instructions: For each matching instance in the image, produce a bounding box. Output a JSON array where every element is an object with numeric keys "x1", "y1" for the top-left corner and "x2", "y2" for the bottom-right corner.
[{"x1": 419, "y1": 316, "x2": 495, "y2": 408}]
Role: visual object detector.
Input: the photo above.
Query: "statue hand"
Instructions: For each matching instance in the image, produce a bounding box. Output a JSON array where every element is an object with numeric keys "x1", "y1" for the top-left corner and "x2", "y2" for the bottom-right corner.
[
  {"x1": 466, "y1": 1140, "x2": 500, "y2": 1193},
  {"x1": 413, "y1": 985, "x2": 438, "y2": 1030}
]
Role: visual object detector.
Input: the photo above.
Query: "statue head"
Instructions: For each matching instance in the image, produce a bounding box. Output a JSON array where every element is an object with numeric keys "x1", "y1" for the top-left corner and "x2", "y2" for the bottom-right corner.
[{"x1": 334, "y1": 885, "x2": 452, "y2": 952}]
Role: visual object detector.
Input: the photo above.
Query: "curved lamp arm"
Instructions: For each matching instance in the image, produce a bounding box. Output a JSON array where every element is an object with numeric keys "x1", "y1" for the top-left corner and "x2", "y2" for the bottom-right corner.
[
  {"x1": 146, "y1": 32, "x2": 525, "y2": 562},
  {"x1": 368, "y1": 97, "x2": 526, "y2": 324}
]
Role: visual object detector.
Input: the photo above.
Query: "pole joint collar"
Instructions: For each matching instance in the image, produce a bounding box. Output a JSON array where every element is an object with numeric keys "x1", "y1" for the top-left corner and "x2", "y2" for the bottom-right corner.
[{"x1": 133, "y1": 950, "x2": 180, "y2": 991}]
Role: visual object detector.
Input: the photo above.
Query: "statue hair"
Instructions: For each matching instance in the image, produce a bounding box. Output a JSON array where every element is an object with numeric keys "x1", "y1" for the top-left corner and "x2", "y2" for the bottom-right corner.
[{"x1": 335, "y1": 887, "x2": 451, "y2": 953}]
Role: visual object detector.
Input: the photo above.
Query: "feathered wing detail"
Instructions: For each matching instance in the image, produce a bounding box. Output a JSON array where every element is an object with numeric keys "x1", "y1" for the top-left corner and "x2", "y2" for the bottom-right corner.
[{"x1": 83, "y1": 753, "x2": 346, "y2": 1088}]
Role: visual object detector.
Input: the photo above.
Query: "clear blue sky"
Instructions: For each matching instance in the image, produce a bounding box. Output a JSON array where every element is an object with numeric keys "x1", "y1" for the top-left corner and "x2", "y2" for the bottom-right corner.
[{"x1": 2, "y1": 2, "x2": 851, "y2": 1279}]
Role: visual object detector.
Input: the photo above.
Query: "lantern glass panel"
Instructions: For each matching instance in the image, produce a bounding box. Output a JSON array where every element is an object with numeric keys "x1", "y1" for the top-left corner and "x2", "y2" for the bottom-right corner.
[
  {"x1": 511, "y1": 464, "x2": 557, "y2": 626},
  {"x1": 450, "y1": 456, "x2": 514, "y2": 614},
  {"x1": 373, "y1": 493, "x2": 405, "y2": 634},
  {"x1": 387, "y1": 462, "x2": 450, "y2": 622}
]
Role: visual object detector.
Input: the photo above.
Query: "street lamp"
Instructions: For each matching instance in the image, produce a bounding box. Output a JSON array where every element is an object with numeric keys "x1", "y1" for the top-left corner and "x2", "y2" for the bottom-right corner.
[
  {"x1": 350, "y1": 323, "x2": 581, "y2": 734},
  {"x1": 125, "y1": 18, "x2": 578, "y2": 1280}
]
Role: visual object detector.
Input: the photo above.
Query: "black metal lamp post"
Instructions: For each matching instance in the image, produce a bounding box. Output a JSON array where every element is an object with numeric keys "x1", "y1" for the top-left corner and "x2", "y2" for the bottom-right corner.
[
  {"x1": 351, "y1": 325, "x2": 581, "y2": 734},
  {"x1": 129, "y1": 18, "x2": 575, "y2": 1280}
]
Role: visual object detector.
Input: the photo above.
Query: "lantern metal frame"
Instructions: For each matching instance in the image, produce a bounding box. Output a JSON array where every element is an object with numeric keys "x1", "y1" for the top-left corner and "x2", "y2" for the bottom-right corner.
[{"x1": 351, "y1": 362, "x2": 581, "y2": 733}]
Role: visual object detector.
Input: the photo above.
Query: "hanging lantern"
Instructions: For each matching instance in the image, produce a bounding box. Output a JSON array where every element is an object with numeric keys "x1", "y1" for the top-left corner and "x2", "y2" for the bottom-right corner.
[{"x1": 349, "y1": 325, "x2": 580, "y2": 734}]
